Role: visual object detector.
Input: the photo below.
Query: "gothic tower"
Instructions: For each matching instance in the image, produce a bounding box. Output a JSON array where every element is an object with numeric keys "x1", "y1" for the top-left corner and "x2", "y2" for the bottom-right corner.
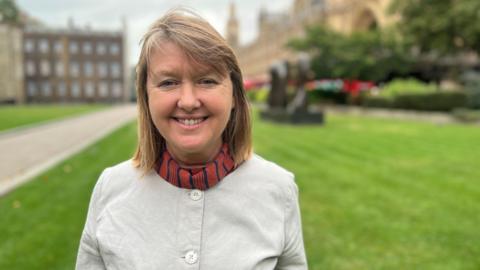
[{"x1": 226, "y1": 2, "x2": 239, "y2": 49}]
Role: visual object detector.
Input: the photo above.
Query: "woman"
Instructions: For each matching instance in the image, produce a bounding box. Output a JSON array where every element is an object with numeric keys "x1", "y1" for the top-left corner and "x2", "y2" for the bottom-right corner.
[{"x1": 76, "y1": 9, "x2": 307, "y2": 270}]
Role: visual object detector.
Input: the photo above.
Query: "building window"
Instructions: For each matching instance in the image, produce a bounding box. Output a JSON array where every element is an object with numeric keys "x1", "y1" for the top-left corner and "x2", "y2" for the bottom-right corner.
[
  {"x1": 112, "y1": 81, "x2": 123, "y2": 98},
  {"x1": 26, "y1": 61, "x2": 36, "y2": 76},
  {"x1": 99, "y1": 81, "x2": 109, "y2": 97},
  {"x1": 39, "y1": 39, "x2": 49, "y2": 54},
  {"x1": 24, "y1": 39, "x2": 35, "y2": 53},
  {"x1": 70, "y1": 62, "x2": 80, "y2": 77},
  {"x1": 96, "y1": 42, "x2": 106, "y2": 55},
  {"x1": 27, "y1": 82, "x2": 37, "y2": 96},
  {"x1": 85, "y1": 81, "x2": 95, "y2": 97},
  {"x1": 54, "y1": 40, "x2": 63, "y2": 54},
  {"x1": 69, "y1": 41, "x2": 79, "y2": 54},
  {"x1": 71, "y1": 81, "x2": 81, "y2": 97},
  {"x1": 42, "y1": 81, "x2": 52, "y2": 96},
  {"x1": 83, "y1": 42, "x2": 93, "y2": 54},
  {"x1": 110, "y1": 43, "x2": 120, "y2": 55},
  {"x1": 97, "y1": 62, "x2": 108, "y2": 78},
  {"x1": 110, "y1": 62, "x2": 121, "y2": 78},
  {"x1": 57, "y1": 81, "x2": 67, "y2": 97},
  {"x1": 55, "y1": 61, "x2": 64, "y2": 77},
  {"x1": 40, "y1": 60, "x2": 50, "y2": 76},
  {"x1": 84, "y1": 61, "x2": 94, "y2": 77}
]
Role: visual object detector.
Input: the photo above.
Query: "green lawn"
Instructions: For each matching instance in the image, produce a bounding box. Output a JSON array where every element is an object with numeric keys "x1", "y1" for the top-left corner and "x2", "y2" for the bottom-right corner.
[
  {"x1": 0, "y1": 113, "x2": 479, "y2": 269},
  {"x1": 0, "y1": 121, "x2": 137, "y2": 269},
  {"x1": 0, "y1": 105, "x2": 106, "y2": 132}
]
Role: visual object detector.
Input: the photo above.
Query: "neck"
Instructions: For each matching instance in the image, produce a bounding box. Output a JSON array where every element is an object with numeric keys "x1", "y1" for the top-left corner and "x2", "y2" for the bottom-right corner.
[{"x1": 166, "y1": 142, "x2": 223, "y2": 168}]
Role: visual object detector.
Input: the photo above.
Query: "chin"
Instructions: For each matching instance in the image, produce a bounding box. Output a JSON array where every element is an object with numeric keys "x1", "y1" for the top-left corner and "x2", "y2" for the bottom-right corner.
[
  {"x1": 175, "y1": 140, "x2": 208, "y2": 153},
  {"x1": 178, "y1": 144, "x2": 205, "y2": 154}
]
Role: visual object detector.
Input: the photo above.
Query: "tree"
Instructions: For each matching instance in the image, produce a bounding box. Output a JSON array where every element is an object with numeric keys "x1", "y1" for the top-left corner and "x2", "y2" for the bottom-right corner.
[
  {"x1": 391, "y1": 0, "x2": 480, "y2": 55},
  {"x1": 0, "y1": 0, "x2": 19, "y2": 24},
  {"x1": 287, "y1": 26, "x2": 413, "y2": 82}
]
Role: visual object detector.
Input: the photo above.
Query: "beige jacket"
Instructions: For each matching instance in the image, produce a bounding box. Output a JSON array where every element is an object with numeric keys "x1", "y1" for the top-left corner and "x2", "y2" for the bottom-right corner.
[{"x1": 76, "y1": 154, "x2": 308, "y2": 270}]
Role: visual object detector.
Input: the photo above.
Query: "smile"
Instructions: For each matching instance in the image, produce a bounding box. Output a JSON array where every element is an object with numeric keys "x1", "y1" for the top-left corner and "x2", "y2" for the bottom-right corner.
[{"x1": 174, "y1": 117, "x2": 208, "y2": 126}]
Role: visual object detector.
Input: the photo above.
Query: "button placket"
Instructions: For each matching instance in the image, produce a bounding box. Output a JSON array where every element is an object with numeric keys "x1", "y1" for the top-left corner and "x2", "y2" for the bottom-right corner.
[{"x1": 176, "y1": 189, "x2": 205, "y2": 268}]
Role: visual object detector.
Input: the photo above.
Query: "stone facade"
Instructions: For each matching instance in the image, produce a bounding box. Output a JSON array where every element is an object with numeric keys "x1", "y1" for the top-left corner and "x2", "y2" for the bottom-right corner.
[
  {"x1": 227, "y1": 0, "x2": 395, "y2": 80},
  {"x1": 0, "y1": 11, "x2": 128, "y2": 104},
  {"x1": 23, "y1": 25, "x2": 126, "y2": 103},
  {"x1": 0, "y1": 23, "x2": 24, "y2": 104}
]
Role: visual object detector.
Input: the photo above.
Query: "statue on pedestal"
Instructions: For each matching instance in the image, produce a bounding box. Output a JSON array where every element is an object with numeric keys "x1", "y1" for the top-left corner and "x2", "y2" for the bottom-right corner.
[{"x1": 261, "y1": 54, "x2": 324, "y2": 124}]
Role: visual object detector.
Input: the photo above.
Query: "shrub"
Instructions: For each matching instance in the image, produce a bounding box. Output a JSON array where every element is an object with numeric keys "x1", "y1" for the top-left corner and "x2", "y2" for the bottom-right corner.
[
  {"x1": 361, "y1": 96, "x2": 393, "y2": 108},
  {"x1": 362, "y1": 78, "x2": 467, "y2": 111},
  {"x1": 392, "y1": 92, "x2": 467, "y2": 111},
  {"x1": 378, "y1": 78, "x2": 437, "y2": 98},
  {"x1": 466, "y1": 88, "x2": 480, "y2": 109},
  {"x1": 462, "y1": 71, "x2": 480, "y2": 109},
  {"x1": 307, "y1": 90, "x2": 348, "y2": 105},
  {"x1": 247, "y1": 87, "x2": 269, "y2": 104},
  {"x1": 362, "y1": 91, "x2": 468, "y2": 111}
]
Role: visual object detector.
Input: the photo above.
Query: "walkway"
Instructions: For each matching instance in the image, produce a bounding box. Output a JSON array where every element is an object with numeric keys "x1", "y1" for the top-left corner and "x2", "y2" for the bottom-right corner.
[
  {"x1": 0, "y1": 104, "x2": 137, "y2": 196},
  {"x1": 322, "y1": 105, "x2": 457, "y2": 124}
]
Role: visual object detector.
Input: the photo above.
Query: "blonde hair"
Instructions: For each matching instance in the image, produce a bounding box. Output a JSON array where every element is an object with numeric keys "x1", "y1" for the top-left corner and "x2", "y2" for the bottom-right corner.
[{"x1": 132, "y1": 9, "x2": 252, "y2": 173}]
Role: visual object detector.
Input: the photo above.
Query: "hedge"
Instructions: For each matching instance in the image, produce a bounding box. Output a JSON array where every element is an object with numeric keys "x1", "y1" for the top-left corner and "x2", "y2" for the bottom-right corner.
[{"x1": 362, "y1": 92, "x2": 468, "y2": 111}]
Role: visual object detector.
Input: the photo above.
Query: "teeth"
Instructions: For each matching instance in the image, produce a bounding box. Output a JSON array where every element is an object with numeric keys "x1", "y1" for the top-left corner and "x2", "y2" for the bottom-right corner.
[{"x1": 178, "y1": 118, "x2": 203, "y2": 126}]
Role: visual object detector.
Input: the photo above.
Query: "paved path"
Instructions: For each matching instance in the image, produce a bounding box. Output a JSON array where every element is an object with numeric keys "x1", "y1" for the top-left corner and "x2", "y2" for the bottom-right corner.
[
  {"x1": 255, "y1": 103, "x2": 462, "y2": 124},
  {"x1": 322, "y1": 105, "x2": 457, "y2": 124},
  {"x1": 0, "y1": 104, "x2": 137, "y2": 196}
]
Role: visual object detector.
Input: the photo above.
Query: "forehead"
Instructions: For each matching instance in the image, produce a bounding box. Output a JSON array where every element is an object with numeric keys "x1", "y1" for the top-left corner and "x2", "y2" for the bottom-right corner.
[{"x1": 147, "y1": 41, "x2": 224, "y2": 77}]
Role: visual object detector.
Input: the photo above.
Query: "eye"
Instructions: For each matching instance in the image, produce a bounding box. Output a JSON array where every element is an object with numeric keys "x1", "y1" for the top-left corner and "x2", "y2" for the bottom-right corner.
[
  {"x1": 157, "y1": 79, "x2": 179, "y2": 89},
  {"x1": 198, "y1": 78, "x2": 218, "y2": 86}
]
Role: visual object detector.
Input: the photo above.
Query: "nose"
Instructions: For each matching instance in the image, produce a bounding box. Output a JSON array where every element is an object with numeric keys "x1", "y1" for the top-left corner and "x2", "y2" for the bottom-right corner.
[{"x1": 177, "y1": 82, "x2": 201, "y2": 112}]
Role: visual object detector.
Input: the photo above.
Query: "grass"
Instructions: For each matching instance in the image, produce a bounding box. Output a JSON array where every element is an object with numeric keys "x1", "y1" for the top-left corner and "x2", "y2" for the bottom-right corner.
[
  {"x1": 0, "y1": 112, "x2": 479, "y2": 269},
  {"x1": 0, "y1": 122, "x2": 137, "y2": 269},
  {"x1": 253, "y1": 114, "x2": 480, "y2": 270},
  {"x1": 0, "y1": 104, "x2": 106, "y2": 132}
]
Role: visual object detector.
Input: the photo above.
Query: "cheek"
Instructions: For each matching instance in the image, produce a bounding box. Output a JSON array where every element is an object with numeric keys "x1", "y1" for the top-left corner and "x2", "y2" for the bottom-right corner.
[
  {"x1": 221, "y1": 99, "x2": 235, "y2": 125},
  {"x1": 208, "y1": 95, "x2": 234, "y2": 117},
  {"x1": 218, "y1": 85, "x2": 235, "y2": 112},
  {"x1": 148, "y1": 94, "x2": 173, "y2": 117},
  {"x1": 147, "y1": 98, "x2": 159, "y2": 122}
]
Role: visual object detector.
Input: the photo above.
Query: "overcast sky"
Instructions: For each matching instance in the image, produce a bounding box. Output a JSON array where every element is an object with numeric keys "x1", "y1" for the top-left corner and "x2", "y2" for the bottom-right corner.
[{"x1": 17, "y1": 0, "x2": 292, "y2": 67}]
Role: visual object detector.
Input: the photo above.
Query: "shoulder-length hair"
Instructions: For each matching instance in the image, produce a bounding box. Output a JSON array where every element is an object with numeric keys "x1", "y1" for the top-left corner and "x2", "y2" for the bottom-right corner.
[{"x1": 132, "y1": 9, "x2": 252, "y2": 174}]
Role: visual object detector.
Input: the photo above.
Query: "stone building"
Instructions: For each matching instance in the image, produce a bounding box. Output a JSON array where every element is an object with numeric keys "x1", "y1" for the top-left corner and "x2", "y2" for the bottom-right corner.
[
  {"x1": 0, "y1": 22, "x2": 24, "y2": 104},
  {"x1": 23, "y1": 21, "x2": 127, "y2": 103},
  {"x1": 0, "y1": 8, "x2": 128, "y2": 104},
  {"x1": 226, "y1": 0, "x2": 396, "y2": 80}
]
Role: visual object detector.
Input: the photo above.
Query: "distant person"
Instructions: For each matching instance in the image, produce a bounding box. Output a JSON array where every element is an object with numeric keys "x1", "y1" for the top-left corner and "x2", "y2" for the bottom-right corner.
[{"x1": 75, "y1": 9, "x2": 307, "y2": 270}]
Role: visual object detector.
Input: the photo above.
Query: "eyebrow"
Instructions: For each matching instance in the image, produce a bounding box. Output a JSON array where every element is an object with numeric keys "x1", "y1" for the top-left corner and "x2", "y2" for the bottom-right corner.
[
  {"x1": 149, "y1": 70, "x2": 179, "y2": 78},
  {"x1": 148, "y1": 67, "x2": 224, "y2": 80}
]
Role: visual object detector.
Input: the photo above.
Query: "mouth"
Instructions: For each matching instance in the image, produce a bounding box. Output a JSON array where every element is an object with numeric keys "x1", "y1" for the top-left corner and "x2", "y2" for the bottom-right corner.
[{"x1": 172, "y1": 116, "x2": 208, "y2": 127}]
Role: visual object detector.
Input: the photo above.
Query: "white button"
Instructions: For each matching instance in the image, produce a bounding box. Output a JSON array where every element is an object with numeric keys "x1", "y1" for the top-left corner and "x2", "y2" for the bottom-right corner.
[
  {"x1": 189, "y1": 189, "x2": 203, "y2": 201},
  {"x1": 184, "y1": 250, "x2": 198, "y2": 264}
]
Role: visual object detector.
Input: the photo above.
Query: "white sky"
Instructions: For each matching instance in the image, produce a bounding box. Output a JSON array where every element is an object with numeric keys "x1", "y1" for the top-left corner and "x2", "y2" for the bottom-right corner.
[{"x1": 16, "y1": 0, "x2": 292, "y2": 67}]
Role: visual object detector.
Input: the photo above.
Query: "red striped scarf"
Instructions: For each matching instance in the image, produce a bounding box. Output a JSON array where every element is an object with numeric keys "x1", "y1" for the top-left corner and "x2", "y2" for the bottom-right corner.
[{"x1": 156, "y1": 144, "x2": 235, "y2": 190}]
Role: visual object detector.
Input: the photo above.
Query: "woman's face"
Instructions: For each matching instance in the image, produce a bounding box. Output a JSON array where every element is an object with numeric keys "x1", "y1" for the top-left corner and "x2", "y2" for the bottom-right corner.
[{"x1": 146, "y1": 42, "x2": 234, "y2": 165}]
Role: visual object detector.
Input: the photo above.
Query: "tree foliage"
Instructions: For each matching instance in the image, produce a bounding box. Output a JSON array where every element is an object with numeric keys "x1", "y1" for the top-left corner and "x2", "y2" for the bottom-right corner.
[
  {"x1": 0, "y1": 0, "x2": 19, "y2": 24},
  {"x1": 287, "y1": 26, "x2": 413, "y2": 82},
  {"x1": 391, "y1": 0, "x2": 480, "y2": 55}
]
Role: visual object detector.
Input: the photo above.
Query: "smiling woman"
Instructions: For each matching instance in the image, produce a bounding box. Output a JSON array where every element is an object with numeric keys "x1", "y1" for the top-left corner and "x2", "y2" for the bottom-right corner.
[
  {"x1": 75, "y1": 8, "x2": 307, "y2": 270},
  {"x1": 146, "y1": 42, "x2": 234, "y2": 167}
]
